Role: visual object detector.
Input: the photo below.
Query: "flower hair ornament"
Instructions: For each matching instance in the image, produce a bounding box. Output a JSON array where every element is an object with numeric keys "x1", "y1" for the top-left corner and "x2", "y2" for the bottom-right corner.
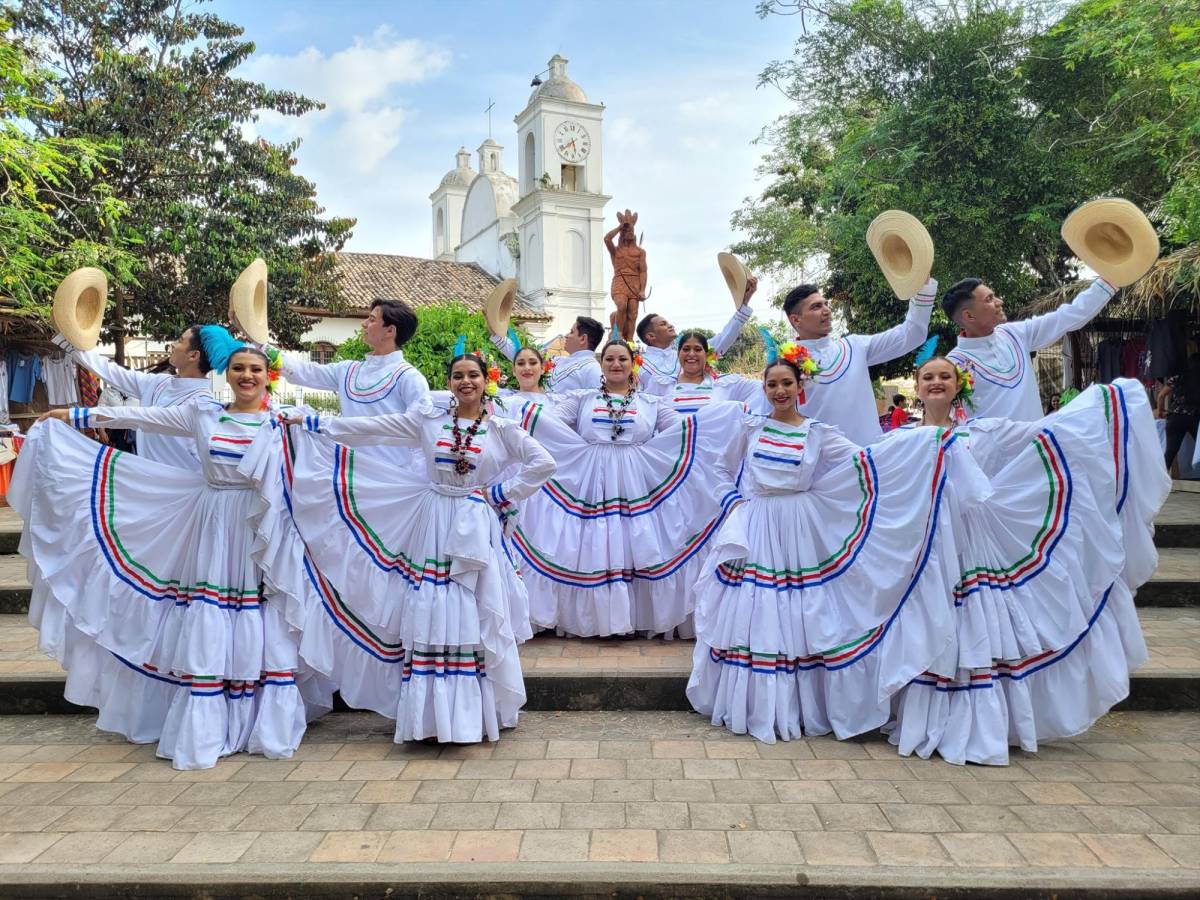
[
  {"x1": 760, "y1": 327, "x2": 817, "y2": 404},
  {"x1": 915, "y1": 338, "x2": 975, "y2": 423},
  {"x1": 451, "y1": 334, "x2": 505, "y2": 403},
  {"x1": 261, "y1": 345, "x2": 284, "y2": 411},
  {"x1": 507, "y1": 327, "x2": 554, "y2": 385},
  {"x1": 705, "y1": 347, "x2": 720, "y2": 377}
]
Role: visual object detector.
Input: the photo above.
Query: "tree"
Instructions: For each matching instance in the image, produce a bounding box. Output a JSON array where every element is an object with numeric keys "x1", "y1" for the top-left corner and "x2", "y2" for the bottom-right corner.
[
  {"x1": 10, "y1": 0, "x2": 354, "y2": 353},
  {"x1": 731, "y1": 1, "x2": 1162, "y2": 375},
  {"x1": 334, "y1": 302, "x2": 533, "y2": 392},
  {"x1": 1, "y1": 22, "x2": 134, "y2": 311}
]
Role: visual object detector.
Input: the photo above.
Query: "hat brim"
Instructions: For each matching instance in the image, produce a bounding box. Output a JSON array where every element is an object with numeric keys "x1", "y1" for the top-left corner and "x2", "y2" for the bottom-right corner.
[
  {"x1": 717, "y1": 252, "x2": 750, "y2": 308},
  {"x1": 53, "y1": 267, "x2": 108, "y2": 351},
  {"x1": 485, "y1": 279, "x2": 517, "y2": 337},
  {"x1": 866, "y1": 210, "x2": 934, "y2": 300},
  {"x1": 1061, "y1": 199, "x2": 1159, "y2": 288},
  {"x1": 229, "y1": 258, "x2": 269, "y2": 344}
]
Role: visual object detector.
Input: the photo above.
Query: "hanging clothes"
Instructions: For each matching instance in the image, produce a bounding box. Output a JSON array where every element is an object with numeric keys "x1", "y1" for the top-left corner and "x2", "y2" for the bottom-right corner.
[
  {"x1": 41, "y1": 354, "x2": 80, "y2": 405},
  {"x1": 6, "y1": 350, "x2": 40, "y2": 404}
]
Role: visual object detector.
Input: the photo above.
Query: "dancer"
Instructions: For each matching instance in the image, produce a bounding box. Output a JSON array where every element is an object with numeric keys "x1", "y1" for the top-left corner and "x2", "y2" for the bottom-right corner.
[
  {"x1": 494, "y1": 339, "x2": 556, "y2": 416},
  {"x1": 782, "y1": 278, "x2": 937, "y2": 444},
  {"x1": 887, "y1": 355, "x2": 1170, "y2": 764},
  {"x1": 242, "y1": 298, "x2": 430, "y2": 464},
  {"x1": 686, "y1": 348, "x2": 959, "y2": 744},
  {"x1": 51, "y1": 327, "x2": 215, "y2": 469},
  {"x1": 512, "y1": 339, "x2": 737, "y2": 638},
  {"x1": 491, "y1": 315, "x2": 603, "y2": 394},
  {"x1": 14, "y1": 330, "x2": 319, "y2": 769},
  {"x1": 635, "y1": 277, "x2": 757, "y2": 395},
  {"x1": 276, "y1": 353, "x2": 554, "y2": 744},
  {"x1": 663, "y1": 331, "x2": 761, "y2": 413},
  {"x1": 943, "y1": 277, "x2": 1116, "y2": 421}
]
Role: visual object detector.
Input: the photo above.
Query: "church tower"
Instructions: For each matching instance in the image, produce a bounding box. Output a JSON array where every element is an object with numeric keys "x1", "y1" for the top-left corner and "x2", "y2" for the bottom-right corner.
[
  {"x1": 512, "y1": 55, "x2": 610, "y2": 337},
  {"x1": 429, "y1": 147, "x2": 475, "y2": 260}
]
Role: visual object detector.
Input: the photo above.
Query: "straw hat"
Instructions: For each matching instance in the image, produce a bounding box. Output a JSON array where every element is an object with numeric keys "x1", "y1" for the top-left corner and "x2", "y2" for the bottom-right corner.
[
  {"x1": 52, "y1": 267, "x2": 107, "y2": 351},
  {"x1": 717, "y1": 252, "x2": 752, "y2": 308},
  {"x1": 1061, "y1": 198, "x2": 1159, "y2": 288},
  {"x1": 484, "y1": 278, "x2": 518, "y2": 337},
  {"x1": 229, "y1": 258, "x2": 269, "y2": 344},
  {"x1": 866, "y1": 210, "x2": 935, "y2": 300}
]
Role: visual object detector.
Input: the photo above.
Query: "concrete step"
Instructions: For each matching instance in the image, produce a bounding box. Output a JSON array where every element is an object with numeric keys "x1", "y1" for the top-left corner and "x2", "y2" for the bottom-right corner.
[
  {"x1": 0, "y1": 709, "x2": 1197, "y2": 896},
  {"x1": 1, "y1": 608, "x2": 1197, "y2": 716}
]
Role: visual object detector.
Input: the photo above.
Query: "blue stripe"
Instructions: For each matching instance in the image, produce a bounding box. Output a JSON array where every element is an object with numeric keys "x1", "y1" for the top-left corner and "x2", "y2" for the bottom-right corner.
[
  {"x1": 110, "y1": 653, "x2": 181, "y2": 686},
  {"x1": 1115, "y1": 385, "x2": 1131, "y2": 513},
  {"x1": 208, "y1": 449, "x2": 245, "y2": 460},
  {"x1": 752, "y1": 451, "x2": 803, "y2": 466}
]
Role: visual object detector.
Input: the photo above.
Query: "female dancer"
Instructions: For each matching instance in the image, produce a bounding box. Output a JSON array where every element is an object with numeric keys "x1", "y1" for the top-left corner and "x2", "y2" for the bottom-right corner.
[
  {"x1": 666, "y1": 331, "x2": 761, "y2": 414},
  {"x1": 512, "y1": 339, "x2": 735, "y2": 638},
  {"x1": 887, "y1": 356, "x2": 1169, "y2": 764},
  {"x1": 274, "y1": 353, "x2": 554, "y2": 744},
  {"x1": 14, "y1": 332, "x2": 319, "y2": 769},
  {"x1": 687, "y1": 351, "x2": 960, "y2": 744},
  {"x1": 494, "y1": 340, "x2": 556, "y2": 415}
]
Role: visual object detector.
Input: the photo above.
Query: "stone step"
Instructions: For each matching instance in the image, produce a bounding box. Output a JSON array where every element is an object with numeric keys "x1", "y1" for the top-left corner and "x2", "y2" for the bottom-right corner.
[
  {"x1": 1, "y1": 608, "x2": 1197, "y2": 716},
  {"x1": 0, "y1": 709, "x2": 1197, "y2": 896}
]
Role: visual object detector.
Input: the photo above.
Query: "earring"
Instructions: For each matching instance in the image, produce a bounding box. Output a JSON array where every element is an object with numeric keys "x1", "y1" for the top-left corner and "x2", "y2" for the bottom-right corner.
[
  {"x1": 448, "y1": 394, "x2": 458, "y2": 415},
  {"x1": 599, "y1": 374, "x2": 608, "y2": 393}
]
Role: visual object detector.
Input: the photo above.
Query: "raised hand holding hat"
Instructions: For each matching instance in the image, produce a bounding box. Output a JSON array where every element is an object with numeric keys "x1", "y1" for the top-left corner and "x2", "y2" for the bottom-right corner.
[
  {"x1": 484, "y1": 278, "x2": 517, "y2": 337},
  {"x1": 52, "y1": 267, "x2": 108, "y2": 351},
  {"x1": 1061, "y1": 198, "x2": 1158, "y2": 288},
  {"x1": 229, "y1": 258, "x2": 269, "y2": 344},
  {"x1": 866, "y1": 210, "x2": 935, "y2": 301}
]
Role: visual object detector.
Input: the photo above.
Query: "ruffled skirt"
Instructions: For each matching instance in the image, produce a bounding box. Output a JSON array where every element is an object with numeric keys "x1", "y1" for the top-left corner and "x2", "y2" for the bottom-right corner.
[
  {"x1": 12, "y1": 421, "x2": 311, "y2": 769},
  {"x1": 687, "y1": 427, "x2": 959, "y2": 743},
  {"x1": 265, "y1": 426, "x2": 525, "y2": 743}
]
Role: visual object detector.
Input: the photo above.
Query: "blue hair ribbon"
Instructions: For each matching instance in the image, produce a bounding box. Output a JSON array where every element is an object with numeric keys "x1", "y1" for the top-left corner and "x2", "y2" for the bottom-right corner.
[
  {"x1": 452, "y1": 334, "x2": 467, "y2": 357},
  {"x1": 198, "y1": 325, "x2": 244, "y2": 374},
  {"x1": 758, "y1": 326, "x2": 780, "y2": 365},
  {"x1": 913, "y1": 335, "x2": 938, "y2": 368}
]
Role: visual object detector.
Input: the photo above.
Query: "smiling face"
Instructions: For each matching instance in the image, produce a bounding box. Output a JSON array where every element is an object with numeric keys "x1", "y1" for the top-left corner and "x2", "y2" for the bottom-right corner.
[
  {"x1": 601, "y1": 343, "x2": 633, "y2": 389},
  {"x1": 788, "y1": 292, "x2": 833, "y2": 339},
  {"x1": 678, "y1": 337, "x2": 708, "y2": 378},
  {"x1": 227, "y1": 351, "x2": 268, "y2": 407},
  {"x1": 513, "y1": 347, "x2": 544, "y2": 392},
  {"x1": 916, "y1": 358, "x2": 958, "y2": 406},
  {"x1": 762, "y1": 362, "x2": 802, "y2": 412},
  {"x1": 361, "y1": 306, "x2": 397, "y2": 353},
  {"x1": 448, "y1": 357, "x2": 486, "y2": 408},
  {"x1": 960, "y1": 284, "x2": 1006, "y2": 335},
  {"x1": 645, "y1": 315, "x2": 676, "y2": 349}
]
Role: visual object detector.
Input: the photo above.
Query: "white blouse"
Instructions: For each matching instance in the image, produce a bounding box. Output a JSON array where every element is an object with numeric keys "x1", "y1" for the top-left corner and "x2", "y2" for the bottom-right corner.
[
  {"x1": 720, "y1": 415, "x2": 859, "y2": 496},
  {"x1": 553, "y1": 389, "x2": 679, "y2": 444}
]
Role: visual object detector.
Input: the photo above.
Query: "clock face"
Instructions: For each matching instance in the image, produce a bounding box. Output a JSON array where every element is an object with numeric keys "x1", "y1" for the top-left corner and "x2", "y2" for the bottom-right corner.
[{"x1": 554, "y1": 120, "x2": 591, "y2": 162}]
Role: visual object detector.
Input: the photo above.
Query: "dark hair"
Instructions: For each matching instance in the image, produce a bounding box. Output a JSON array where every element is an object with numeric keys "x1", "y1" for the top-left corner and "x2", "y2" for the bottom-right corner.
[
  {"x1": 183, "y1": 325, "x2": 213, "y2": 374},
  {"x1": 635, "y1": 312, "x2": 659, "y2": 343},
  {"x1": 446, "y1": 353, "x2": 487, "y2": 381},
  {"x1": 573, "y1": 316, "x2": 603, "y2": 351},
  {"x1": 370, "y1": 298, "x2": 418, "y2": 347},
  {"x1": 676, "y1": 330, "x2": 710, "y2": 354},
  {"x1": 599, "y1": 338, "x2": 635, "y2": 362},
  {"x1": 914, "y1": 355, "x2": 958, "y2": 379},
  {"x1": 892, "y1": 394, "x2": 905, "y2": 406},
  {"x1": 941, "y1": 278, "x2": 982, "y2": 322},
  {"x1": 513, "y1": 344, "x2": 546, "y2": 366},
  {"x1": 229, "y1": 345, "x2": 270, "y2": 367},
  {"x1": 782, "y1": 284, "x2": 821, "y2": 319},
  {"x1": 762, "y1": 358, "x2": 807, "y2": 383}
]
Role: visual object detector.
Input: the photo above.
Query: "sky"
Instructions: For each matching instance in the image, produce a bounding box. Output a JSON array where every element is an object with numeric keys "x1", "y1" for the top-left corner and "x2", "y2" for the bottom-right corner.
[{"x1": 212, "y1": 0, "x2": 799, "y2": 332}]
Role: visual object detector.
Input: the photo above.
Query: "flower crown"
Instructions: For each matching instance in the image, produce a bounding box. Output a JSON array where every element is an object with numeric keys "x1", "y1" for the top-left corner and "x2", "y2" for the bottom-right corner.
[
  {"x1": 474, "y1": 348, "x2": 505, "y2": 397},
  {"x1": 261, "y1": 345, "x2": 284, "y2": 410},
  {"x1": 777, "y1": 342, "x2": 819, "y2": 379}
]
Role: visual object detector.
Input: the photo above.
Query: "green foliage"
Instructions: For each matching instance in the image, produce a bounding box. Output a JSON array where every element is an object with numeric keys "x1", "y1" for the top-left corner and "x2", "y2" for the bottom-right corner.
[
  {"x1": 10, "y1": 0, "x2": 354, "y2": 345},
  {"x1": 334, "y1": 302, "x2": 533, "y2": 391},
  {"x1": 736, "y1": 0, "x2": 1198, "y2": 377},
  {"x1": 0, "y1": 22, "x2": 135, "y2": 312}
]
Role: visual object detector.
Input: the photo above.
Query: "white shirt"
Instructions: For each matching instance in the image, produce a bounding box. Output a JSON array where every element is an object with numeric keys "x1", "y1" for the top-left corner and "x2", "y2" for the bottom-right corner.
[
  {"x1": 58, "y1": 337, "x2": 212, "y2": 470},
  {"x1": 41, "y1": 355, "x2": 80, "y2": 405},
  {"x1": 948, "y1": 278, "x2": 1115, "y2": 422},
  {"x1": 795, "y1": 288, "x2": 935, "y2": 445},
  {"x1": 279, "y1": 347, "x2": 430, "y2": 467},
  {"x1": 640, "y1": 304, "x2": 754, "y2": 395},
  {"x1": 546, "y1": 349, "x2": 602, "y2": 395}
]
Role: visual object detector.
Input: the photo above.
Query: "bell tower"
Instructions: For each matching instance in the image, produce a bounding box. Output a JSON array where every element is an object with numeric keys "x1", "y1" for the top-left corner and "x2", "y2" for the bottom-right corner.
[{"x1": 512, "y1": 55, "x2": 610, "y2": 337}]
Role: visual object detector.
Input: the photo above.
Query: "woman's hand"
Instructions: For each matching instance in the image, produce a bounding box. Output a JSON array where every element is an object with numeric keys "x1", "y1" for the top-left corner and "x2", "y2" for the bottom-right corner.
[
  {"x1": 283, "y1": 415, "x2": 304, "y2": 426},
  {"x1": 37, "y1": 409, "x2": 70, "y2": 423}
]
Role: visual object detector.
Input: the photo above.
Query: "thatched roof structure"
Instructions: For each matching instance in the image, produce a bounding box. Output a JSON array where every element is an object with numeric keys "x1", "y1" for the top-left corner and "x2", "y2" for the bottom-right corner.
[
  {"x1": 0, "y1": 297, "x2": 53, "y2": 344},
  {"x1": 1031, "y1": 245, "x2": 1200, "y2": 319}
]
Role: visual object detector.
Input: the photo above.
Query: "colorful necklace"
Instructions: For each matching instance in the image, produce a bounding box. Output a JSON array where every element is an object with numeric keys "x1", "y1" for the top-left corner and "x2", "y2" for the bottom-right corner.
[
  {"x1": 450, "y1": 406, "x2": 487, "y2": 474},
  {"x1": 601, "y1": 384, "x2": 636, "y2": 441}
]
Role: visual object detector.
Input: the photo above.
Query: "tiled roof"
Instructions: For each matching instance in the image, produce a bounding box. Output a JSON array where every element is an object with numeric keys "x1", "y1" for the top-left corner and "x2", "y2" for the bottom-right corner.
[{"x1": 327, "y1": 252, "x2": 550, "y2": 321}]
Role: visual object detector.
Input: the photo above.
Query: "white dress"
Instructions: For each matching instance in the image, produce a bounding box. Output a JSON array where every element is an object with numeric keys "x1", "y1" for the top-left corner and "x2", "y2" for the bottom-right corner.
[
  {"x1": 887, "y1": 378, "x2": 1170, "y2": 764},
  {"x1": 264, "y1": 405, "x2": 554, "y2": 743},
  {"x1": 512, "y1": 390, "x2": 736, "y2": 638},
  {"x1": 11, "y1": 405, "x2": 320, "y2": 770},
  {"x1": 666, "y1": 374, "x2": 761, "y2": 414},
  {"x1": 686, "y1": 414, "x2": 959, "y2": 744},
  {"x1": 639, "y1": 304, "x2": 754, "y2": 396}
]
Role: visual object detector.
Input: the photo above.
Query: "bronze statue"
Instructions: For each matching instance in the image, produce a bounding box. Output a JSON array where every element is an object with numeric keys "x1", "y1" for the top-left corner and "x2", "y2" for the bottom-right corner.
[{"x1": 605, "y1": 209, "x2": 647, "y2": 342}]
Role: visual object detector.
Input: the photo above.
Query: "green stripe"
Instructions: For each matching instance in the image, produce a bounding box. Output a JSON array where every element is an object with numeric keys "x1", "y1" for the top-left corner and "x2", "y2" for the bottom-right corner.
[
  {"x1": 219, "y1": 415, "x2": 264, "y2": 427},
  {"x1": 762, "y1": 425, "x2": 807, "y2": 438}
]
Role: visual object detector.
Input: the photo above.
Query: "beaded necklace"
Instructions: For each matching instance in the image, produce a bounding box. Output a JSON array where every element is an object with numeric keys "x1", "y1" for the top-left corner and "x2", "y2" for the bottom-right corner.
[
  {"x1": 450, "y1": 405, "x2": 487, "y2": 474},
  {"x1": 601, "y1": 382, "x2": 637, "y2": 441}
]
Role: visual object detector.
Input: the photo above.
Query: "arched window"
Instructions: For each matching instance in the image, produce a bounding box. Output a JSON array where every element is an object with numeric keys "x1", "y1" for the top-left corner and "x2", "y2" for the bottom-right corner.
[
  {"x1": 435, "y1": 208, "x2": 446, "y2": 256},
  {"x1": 524, "y1": 132, "x2": 535, "y2": 193},
  {"x1": 310, "y1": 341, "x2": 336, "y2": 365}
]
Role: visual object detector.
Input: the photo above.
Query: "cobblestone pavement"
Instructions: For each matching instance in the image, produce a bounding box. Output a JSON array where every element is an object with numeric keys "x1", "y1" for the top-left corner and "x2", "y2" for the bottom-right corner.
[
  {"x1": 2, "y1": 611, "x2": 1198, "y2": 678},
  {"x1": 0, "y1": 710, "x2": 1197, "y2": 882}
]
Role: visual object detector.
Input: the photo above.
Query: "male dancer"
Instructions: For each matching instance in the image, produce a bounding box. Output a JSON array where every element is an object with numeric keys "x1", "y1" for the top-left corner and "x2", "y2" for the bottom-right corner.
[
  {"x1": 634, "y1": 277, "x2": 758, "y2": 395},
  {"x1": 944, "y1": 276, "x2": 1116, "y2": 421},
  {"x1": 784, "y1": 278, "x2": 937, "y2": 444},
  {"x1": 53, "y1": 327, "x2": 215, "y2": 469},
  {"x1": 490, "y1": 315, "x2": 603, "y2": 394}
]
